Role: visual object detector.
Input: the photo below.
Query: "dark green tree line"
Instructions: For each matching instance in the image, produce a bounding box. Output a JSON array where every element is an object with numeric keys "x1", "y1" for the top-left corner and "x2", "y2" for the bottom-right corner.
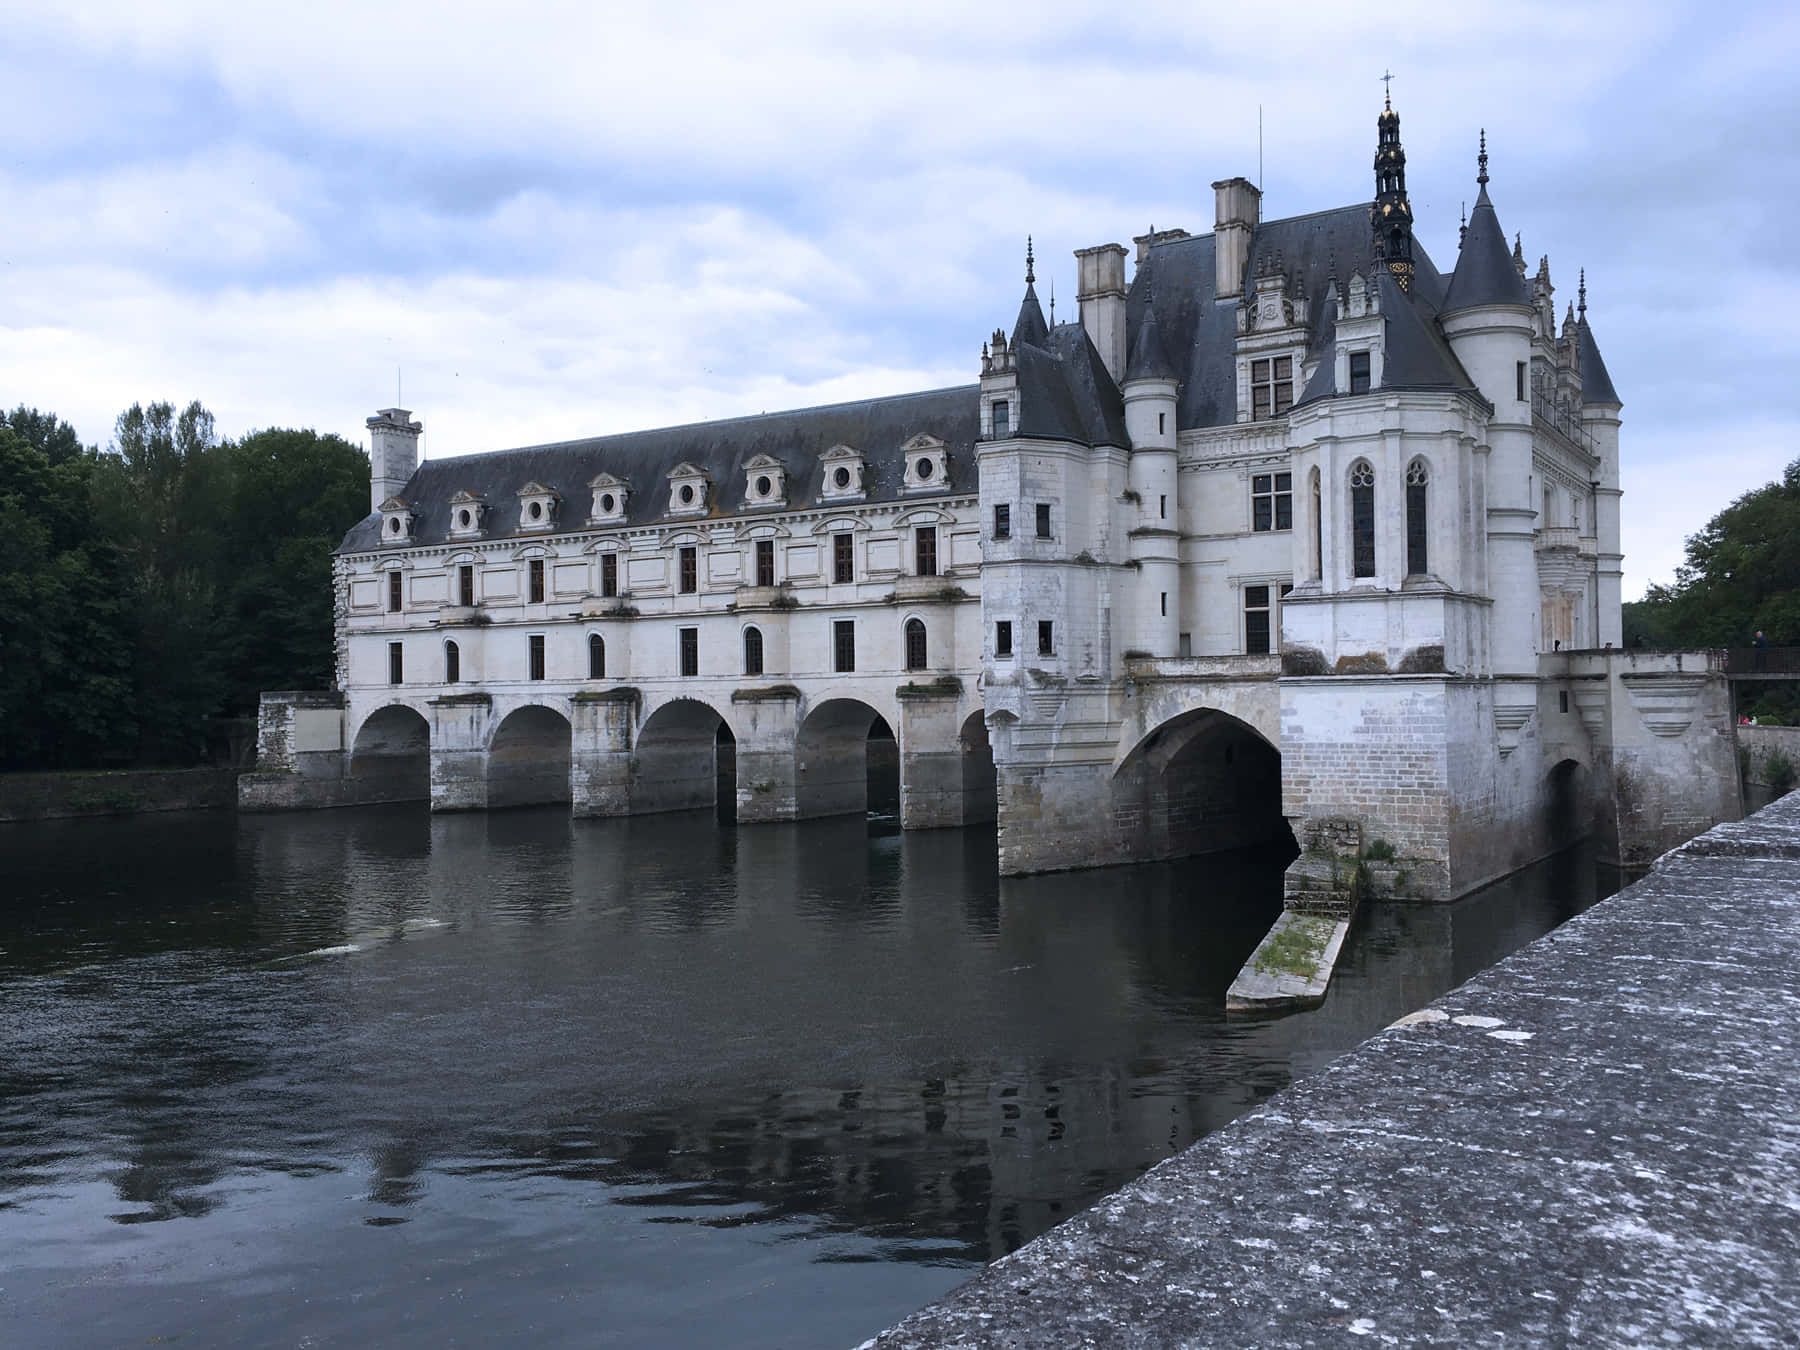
[{"x1": 0, "y1": 400, "x2": 368, "y2": 770}]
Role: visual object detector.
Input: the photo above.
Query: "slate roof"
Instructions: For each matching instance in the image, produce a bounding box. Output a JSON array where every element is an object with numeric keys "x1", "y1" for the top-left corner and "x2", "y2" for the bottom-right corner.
[
  {"x1": 1124, "y1": 302, "x2": 1179, "y2": 382},
  {"x1": 340, "y1": 385, "x2": 980, "y2": 553},
  {"x1": 1012, "y1": 282, "x2": 1049, "y2": 349},
  {"x1": 1579, "y1": 318, "x2": 1620, "y2": 405},
  {"x1": 1013, "y1": 322, "x2": 1129, "y2": 446},
  {"x1": 1443, "y1": 186, "x2": 1532, "y2": 312}
]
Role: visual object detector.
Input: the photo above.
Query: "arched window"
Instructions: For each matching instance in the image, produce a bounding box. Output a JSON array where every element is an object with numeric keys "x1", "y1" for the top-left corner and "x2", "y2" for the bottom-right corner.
[
  {"x1": 1350, "y1": 461, "x2": 1376, "y2": 578},
  {"x1": 444, "y1": 639, "x2": 460, "y2": 683},
  {"x1": 1405, "y1": 460, "x2": 1429, "y2": 576},
  {"x1": 743, "y1": 625, "x2": 764, "y2": 676},
  {"x1": 1309, "y1": 467, "x2": 1322, "y2": 580},
  {"x1": 904, "y1": 618, "x2": 928, "y2": 671},
  {"x1": 588, "y1": 633, "x2": 605, "y2": 680}
]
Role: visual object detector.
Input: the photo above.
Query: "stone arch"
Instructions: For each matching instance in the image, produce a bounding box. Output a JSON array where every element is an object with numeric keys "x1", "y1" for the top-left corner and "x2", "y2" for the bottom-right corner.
[
  {"x1": 796, "y1": 698, "x2": 898, "y2": 821},
  {"x1": 959, "y1": 708, "x2": 998, "y2": 825},
  {"x1": 1113, "y1": 707, "x2": 1290, "y2": 862},
  {"x1": 1546, "y1": 757, "x2": 1590, "y2": 850},
  {"x1": 348, "y1": 703, "x2": 430, "y2": 802},
  {"x1": 488, "y1": 704, "x2": 573, "y2": 809},
  {"x1": 634, "y1": 697, "x2": 736, "y2": 819}
]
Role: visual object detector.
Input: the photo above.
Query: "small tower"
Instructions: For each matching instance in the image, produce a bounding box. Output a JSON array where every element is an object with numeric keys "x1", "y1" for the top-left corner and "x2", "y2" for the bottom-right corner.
[
  {"x1": 367, "y1": 408, "x2": 422, "y2": 514},
  {"x1": 1370, "y1": 94, "x2": 1415, "y2": 291},
  {"x1": 1122, "y1": 294, "x2": 1182, "y2": 657}
]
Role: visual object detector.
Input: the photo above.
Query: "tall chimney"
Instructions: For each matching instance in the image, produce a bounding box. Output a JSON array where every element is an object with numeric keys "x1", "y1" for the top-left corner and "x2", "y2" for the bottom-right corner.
[
  {"x1": 1074, "y1": 243, "x2": 1129, "y2": 384},
  {"x1": 1212, "y1": 177, "x2": 1261, "y2": 299},
  {"x1": 367, "y1": 408, "x2": 422, "y2": 512}
]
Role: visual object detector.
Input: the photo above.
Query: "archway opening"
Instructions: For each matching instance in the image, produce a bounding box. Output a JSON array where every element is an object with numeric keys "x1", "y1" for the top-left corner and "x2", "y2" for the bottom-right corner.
[
  {"x1": 488, "y1": 705, "x2": 572, "y2": 809},
  {"x1": 1546, "y1": 758, "x2": 1588, "y2": 850},
  {"x1": 348, "y1": 705, "x2": 430, "y2": 802},
  {"x1": 1114, "y1": 709, "x2": 1292, "y2": 862},
  {"x1": 634, "y1": 699, "x2": 734, "y2": 820},
  {"x1": 959, "y1": 709, "x2": 998, "y2": 825},
  {"x1": 796, "y1": 699, "x2": 896, "y2": 822}
]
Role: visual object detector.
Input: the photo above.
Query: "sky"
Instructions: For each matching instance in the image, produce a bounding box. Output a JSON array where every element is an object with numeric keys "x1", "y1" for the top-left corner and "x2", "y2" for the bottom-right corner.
[{"x1": 3, "y1": 0, "x2": 1794, "y2": 598}]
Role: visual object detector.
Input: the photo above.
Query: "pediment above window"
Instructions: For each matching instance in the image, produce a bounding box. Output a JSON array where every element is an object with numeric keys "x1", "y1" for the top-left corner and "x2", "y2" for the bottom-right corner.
[
  {"x1": 516, "y1": 481, "x2": 560, "y2": 532},
  {"x1": 588, "y1": 472, "x2": 630, "y2": 525},
  {"x1": 819, "y1": 443, "x2": 866, "y2": 501},
  {"x1": 742, "y1": 453, "x2": 787, "y2": 509},
  {"x1": 378, "y1": 496, "x2": 415, "y2": 543},
  {"x1": 447, "y1": 490, "x2": 486, "y2": 538},
  {"x1": 667, "y1": 462, "x2": 710, "y2": 517},
  {"x1": 901, "y1": 433, "x2": 949, "y2": 492}
]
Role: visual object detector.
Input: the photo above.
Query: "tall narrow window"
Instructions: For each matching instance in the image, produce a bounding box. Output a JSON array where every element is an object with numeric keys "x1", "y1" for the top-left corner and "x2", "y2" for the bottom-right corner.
[
  {"x1": 743, "y1": 625, "x2": 764, "y2": 675},
  {"x1": 1159, "y1": 494, "x2": 1167, "y2": 520},
  {"x1": 588, "y1": 633, "x2": 605, "y2": 679},
  {"x1": 600, "y1": 553, "x2": 617, "y2": 598},
  {"x1": 834, "y1": 620, "x2": 856, "y2": 673},
  {"x1": 528, "y1": 558, "x2": 545, "y2": 604},
  {"x1": 1349, "y1": 350, "x2": 1372, "y2": 395},
  {"x1": 1037, "y1": 620, "x2": 1054, "y2": 656},
  {"x1": 444, "y1": 639, "x2": 459, "y2": 683},
  {"x1": 388, "y1": 570, "x2": 403, "y2": 612},
  {"x1": 833, "y1": 532, "x2": 854, "y2": 583},
  {"x1": 1158, "y1": 412, "x2": 1166, "y2": 435},
  {"x1": 1251, "y1": 355, "x2": 1294, "y2": 420},
  {"x1": 994, "y1": 503, "x2": 1011, "y2": 539},
  {"x1": 1245, "y1": 586, "x2": 1272, "y2": 655},
  {"x1": 679, "y1": 627, "x2": 698, "y2": 677},
  {"x1": 1351, "y1": 462, "x2": 1376, "y2": 578},
  {"x1": 995, "y1": 620, "x2": 1013, "y2": 657},
  {"x1": 1516, "y1": 361, "x2": 1527, "y2": 402},
  {"x1": 1405, "y1": 460, "x2": 1429, "y2": 576},
  {"x1": 755, "y1": 539, "x2": 775, "y2": 588},
  {"x1": 914, "y1": 527, "x2": 937, "y2": 577},
  {"x1": 528, "y1": 634, "x2": 546, "y2": 681},
  {"x1": 992, "y1": 400, "x2": 1010, "y2": 437},
  {"x1": 458, "y1": 564, "x2": 474, "y2": 607},
  {"x1": 1309, "y1": 468, "x2": 1323, "y2": 580},
  {"x1": 388, "y1": 641, "x2": 403, "y2": 685},
  {"x1": 904, "y1": 618, "x2": 927, "y2": 670},
  {"x1": 1035, "y1": 503, "x2": 1052, "y2": 539},
  {"x1": 1252, "y1": 473, "x2": 1293, "y2": 532},
  {"x1": 679, "y1": 546, "x2": 697, "y2": 594}
]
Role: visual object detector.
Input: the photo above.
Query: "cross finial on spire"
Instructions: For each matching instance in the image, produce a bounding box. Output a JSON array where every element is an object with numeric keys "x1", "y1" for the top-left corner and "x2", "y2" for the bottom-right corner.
[
  {"x1": 1460, "y1": 201, "x2": 1467, "y2": 247},
  {"x1": 1049, "y1": 275, "x2": 1055, "y2": 326},
  {"x1": 1025, "y1": 236, "x2": 1035, "y2": 285},
  {"x1": 1578, "y1": 268, "x2": 1587, "y2": 319},
  {"x1": 1477, "y1": 128, "x2": 1489, "y2": 186},
  {"x1": 1382, "y1": 70, "x2": 1393, "y2": 108}
]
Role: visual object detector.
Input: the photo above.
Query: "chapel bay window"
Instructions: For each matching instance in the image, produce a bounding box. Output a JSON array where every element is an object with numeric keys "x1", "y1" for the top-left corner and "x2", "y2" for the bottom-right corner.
[
  {"x1": 1251, "y1": 356, "x2": 1293, "y2": 420},
  {"x1": 915, "y1": 527, "x2": 937, "y2": 578},
  {"x1": 445, "y1": 640, "x2": 460, "y2": 683},
  {"x1": 756, "y1": 539, "x2": 775, "y2": 588},
  {"x1": 1252, "y1": 472, "x2": 1292, "y2": 532},
  {"x1": 904, "y1": 618, "x2": 928, "y2": 671},
  {"x1": 679, "y1": 546, "x2": 697, "y2": 594},
  {"x1": 833, "y1": 533, "x2": 854, "y2": 584},
  {"x1": 1406, "y1": 461, "x2": 1430, "y2": 577},
  {"x1": 600, "y1": 553, "x2": 617, "y2": 598},
  {"x1": 528, "y1": 559, "x2": 545, "y2": 604},
  {"x1": 1350, "y1": 462, "x2": 1377, "y2": 579},
  {"x1": 588, "y1": 633, "x2": 605, "y2": 679},
  {"x1": 833, "y1": 620, "x2": 856, "y2": 674},
  {"x1": 743, "y1": 625, "x2": 764, "y2": 676}
]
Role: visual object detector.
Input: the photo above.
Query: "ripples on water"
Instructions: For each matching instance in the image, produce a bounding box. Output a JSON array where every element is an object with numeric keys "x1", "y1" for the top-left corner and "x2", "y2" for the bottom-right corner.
[{"x1": 0, "y1": 807, "x2": 1609, "y2": 1348}]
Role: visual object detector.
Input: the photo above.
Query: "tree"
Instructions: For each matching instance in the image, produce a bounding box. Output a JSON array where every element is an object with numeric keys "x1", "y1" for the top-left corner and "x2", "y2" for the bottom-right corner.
[{"x1": 5, "y1": 405, "x2": 89, "y2": 466}]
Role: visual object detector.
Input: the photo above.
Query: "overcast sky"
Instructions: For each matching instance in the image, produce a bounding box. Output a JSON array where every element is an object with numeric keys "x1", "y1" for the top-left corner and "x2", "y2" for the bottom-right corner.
[{"x1": 3, "y1": 1, "x2": 1792, "y2": 597}]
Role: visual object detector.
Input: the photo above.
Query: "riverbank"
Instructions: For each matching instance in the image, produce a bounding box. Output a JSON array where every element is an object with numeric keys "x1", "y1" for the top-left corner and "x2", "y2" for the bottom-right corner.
[
  {"x1": 0, "y1": 767, "x2": 237, "y2": 822},
  {"x1": 871, "y1": 790, "x2": 1800, "y2": 1348}
]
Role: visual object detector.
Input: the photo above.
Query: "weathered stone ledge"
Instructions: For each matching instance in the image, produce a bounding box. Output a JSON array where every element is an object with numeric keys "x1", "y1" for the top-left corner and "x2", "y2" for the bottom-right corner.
[{"x1": 871, "y1": 792, "x2": 1800, "y2": 1348}]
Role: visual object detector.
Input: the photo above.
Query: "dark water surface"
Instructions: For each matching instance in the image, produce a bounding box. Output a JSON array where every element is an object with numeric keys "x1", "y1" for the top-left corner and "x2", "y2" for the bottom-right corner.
[{"x1": 0, "y1": 808, "x2": 1611, "y2": 1349}]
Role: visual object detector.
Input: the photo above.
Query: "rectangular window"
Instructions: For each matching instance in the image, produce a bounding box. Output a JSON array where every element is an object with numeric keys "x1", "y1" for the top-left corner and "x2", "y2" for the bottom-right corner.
[
  {"x1": 528, "y1": 558, "x2": 544, "y2": 604},
  {"x1": 679, "y1": 627, "x2": 698, "y2": 677},
  {"x1": 1516, "y1": 361, "x2": 1527, "y2": 402},
  {"x1": 1559, "y1": 690, "x2": 1570, "y2": 714},
  {"x1": 995, "y1": 620, "x2": 1013, "y2": 658},
  {"x1": 679, "y1": 546, "x2": 697, "y2": 594},
  {"x1": 1251, "y1": 355, "x2": 1294, "y2": 420},
  {"x1": 1178, "y1": 632, "x2": 1192, "y2": 658},
  {"x1": 915, "y1": 527, "x2": 937, "y2": 577},
  {"x1": 833, "y1": 620, "x2": 856, "y2": 673},
  {"x1": 833, "y1": 532, "x2": 854, "y2": 584},
  {"x1": 756, "y1": 539, "x2": 775, "y2": 588},
  {"x1": 1159, "y1": 494, "x2": 1167, "y2": 520},
  {"x1": 1037, "y1": 620, "x2": 1054, "y2": 656},
  {"x1": 388, "y1": 641, "x2": 403, "y2": 685},
  {"x1": 1160, "y1": 592, "x2": 1167, "y2": 617},
  {"x1": 993, "y1": 503, "x2": 1010, "y2": 539},
  {"x1": 388, "y1": 570, "x2": 403, "y2": 612},
  {"x1": 1252, "y1": 472, "x2": 1293, "y2": 532},
  {"x1": 528, "y1": 634, "x2": 546, "y2": 681},
  {"x1": 992, "y1": 399, "x2": 1010, "y2": 437},
  {"x1": 1035, "y1": 503, "x2": 1052, "y2": 539},
  {"x1": 1350, "y1": 351, "x2": 1372, "y2": 395},
  {"x1": 600, "y1": 553, "x2": 617, "y2": 598},
  {"x1": 1158, "y1": 412, "x2": 1166, "y2": 435},
  {"x1": 458, "y1": 565, "x2": 474, "y2": 608},
  {"x1": 1245, "y1": 585, "x2": 1272, "y2": 655}
]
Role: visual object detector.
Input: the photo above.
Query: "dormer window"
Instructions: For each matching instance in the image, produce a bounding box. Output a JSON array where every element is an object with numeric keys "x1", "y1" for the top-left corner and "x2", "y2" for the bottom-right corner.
[
  {"x1": 992, "y1": 400, "x2": 1010, "y2": 437},
  {"x1": 378, "y1": 496, "x2": 415, "y2": 543},
  {"x1": 742, "y1": 454, "x2": 787, "y2": 509},
  {"x1": 447, "y1": 490, "x2": 485, "y2": 539},
  {"x1": 901, "y1": 433, "x2": 949, "y2": 493},
  {"x1": 667, "y1": 462, "x2": 709, "y2": 517},
  {"x1": 516, "y1": 481, "x2": 559, "y2": 532},
  {"x1": 1349, "y1": 351, "x2": 1372, "y2": 395},
  {"x1": 819, "y1": 444, "x2": 865, "y2": 502},
  {"x1": 588, "y1": 472, "x2": 629, "y2": 526},
  {"x1": 1251, "y1": 356, "x2": 1293, "y2": 420}
]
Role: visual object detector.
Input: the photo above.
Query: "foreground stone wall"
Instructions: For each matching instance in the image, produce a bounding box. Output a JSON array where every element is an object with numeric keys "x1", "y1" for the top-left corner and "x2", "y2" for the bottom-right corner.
[
  {"x1": 1, "y1": 768, "x2": 238, "y2": 821},
  {"x1": 872, "y1": 793, "x2": 1800, "y2": 1349}
]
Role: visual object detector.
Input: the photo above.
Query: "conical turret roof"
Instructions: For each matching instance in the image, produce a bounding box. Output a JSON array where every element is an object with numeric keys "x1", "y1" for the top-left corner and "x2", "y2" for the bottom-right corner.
[
  {"x1": 1444, "y1": 184, "x2": 1531, "y2": 311},
  {"x1": 1124, "y1": 303, "x2": 1178, "y2": 382}
]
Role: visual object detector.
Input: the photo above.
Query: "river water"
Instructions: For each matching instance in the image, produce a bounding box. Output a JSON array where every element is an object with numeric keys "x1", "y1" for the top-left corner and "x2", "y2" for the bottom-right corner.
[{"x1": 1, "y1": 807, "x2": 1611, "y2": 1348}]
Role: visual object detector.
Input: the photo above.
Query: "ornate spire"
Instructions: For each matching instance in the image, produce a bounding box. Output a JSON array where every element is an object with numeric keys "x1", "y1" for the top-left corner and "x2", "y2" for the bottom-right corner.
[
  {"x1": 1477, "y1": 129, "x2": 1489, "y2": 188},
  {"x1": 1578, "y1": 268, "x2": 1587, "y2": 320},
  {"x1": 1460, "y1": 201, "x2": 1467, "y2": 248},
  {"x1": 1371, "y1": 94, "x2": 1415, "y2": 290},
  {"x1": 1025, "y1": 236, "x2": 1035, "y2": 286}
]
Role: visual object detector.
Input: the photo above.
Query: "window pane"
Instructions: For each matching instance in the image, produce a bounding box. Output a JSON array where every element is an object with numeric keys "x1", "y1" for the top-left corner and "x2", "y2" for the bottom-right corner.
[
  {"x1": 1035, "y1": 504, "x2": 1051, "y2": 538},
  {"x1": 1275, "y1": 473, "x2": 1291, "y2": 492},
  {"x1": 1245, "y1": 585, "x2": 1270, "y2": 607},
  {"x1": 601, "y1": 554, "x2": 616, "y2": 597},
  {"x1": 1037, "y1": 620, "x2": 1053, "y2": 655},
  {"x1": 834, "y1": 620, "x2": 855, "y2": 673},
  {"x1": 1275, "y1": 495, "x2": 1293, "y2": 531},
  {"x1": 589, "y1": 634, "x2": 604, "y2": 679},
  {"x1": 834, "y1": 533, "x2": 853, "y2": 583},
  {"x1": 1273, "y1": 356, "x2": 1292, "y2": 380},
  {"x1": 1407, "y1": 482, "x2": 1429, "y2": 575},
  {"x1": 744, "y1": 626, "x2": 763, "y2": 675},
  {"x1": 756, "y1": 539, "x2": 774, "y2": 587},
  {"x1": 1253, "y1": 387, "x2": 1271, "y2": 418},
  {"x1": 994, "y1": 503, "x2": 1010, "y2": 538},
  {"x1": 1246, "y1": 610, "x2": 1271, "y2": 655},
  {"x1": 1252, "y1": 359, "x2": 1269, "y2": 382},
  {"x1": 680, "y1": 628, "x2": 698, "y2": 676},
  {"x1": 1353, "y1": 481, "x2": 1376, "y2": 577},
  {"x1": 1252, "y1": 474, "x2": 1271, "y2": 494},
  {"x1": 1273, "y1": 383, "x2": 1293, "y2": 415},
  {"x1": 915, "y1": 528, "x2": 936, "y2": 576},
  {"x1": 1253, "y1": 497, "x2": 1272, "y2": 531},
  {"x1": 996, "y1": 621, "x2": 1012, "y2": 657},
  {"x1": 445, "y1": 641, "x2": 459, "y2": 683}
]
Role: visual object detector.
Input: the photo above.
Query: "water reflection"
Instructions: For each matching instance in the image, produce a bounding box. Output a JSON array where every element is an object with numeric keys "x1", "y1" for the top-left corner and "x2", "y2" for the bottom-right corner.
[{"x1": 0, "y1": 808, "x2": 1609, "y2": 1349}]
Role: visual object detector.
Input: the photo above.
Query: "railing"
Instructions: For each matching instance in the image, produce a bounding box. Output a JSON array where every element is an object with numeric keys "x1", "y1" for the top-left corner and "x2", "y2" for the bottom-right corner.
[
  {"x1": 1725, "y1": 647, "x2": 1800, "y2": 678},
  {"x1": 1532, "y1": 388, "x2": 1597, "y2": 453},
  {"x1": 1536, "y1": 526, "x2": 1582, "y2": 552}
]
